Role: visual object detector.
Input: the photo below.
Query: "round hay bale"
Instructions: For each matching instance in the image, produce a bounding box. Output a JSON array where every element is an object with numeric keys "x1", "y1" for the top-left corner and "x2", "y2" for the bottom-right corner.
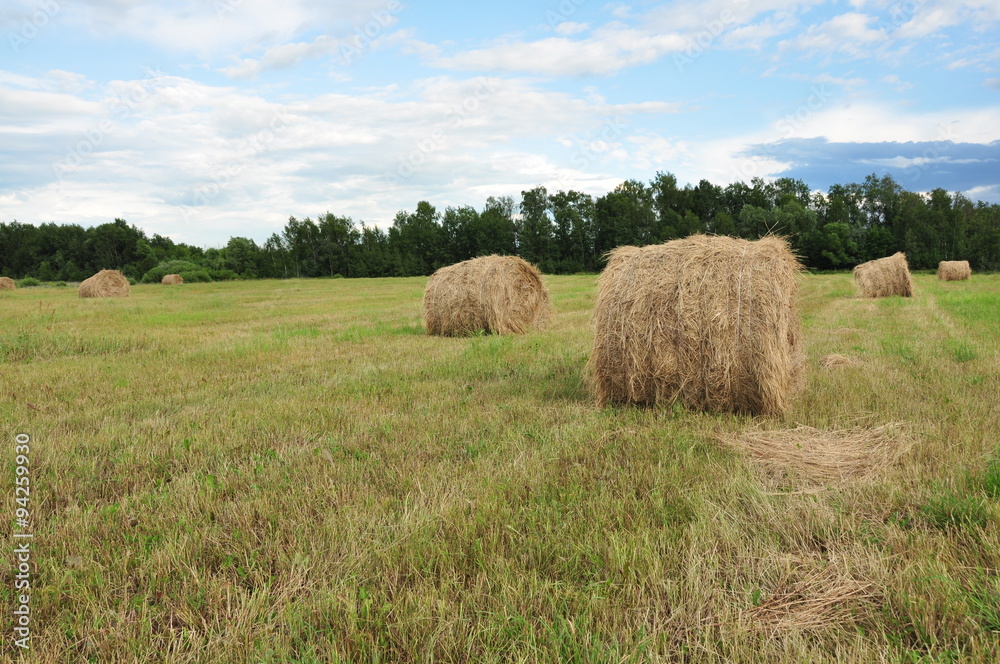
[
  {"x1": 853, "y1": 252, "x2": 913, "y2": 298},
  {"x1": 78, "y1": 269, "x2": 130, "y2": 298},
  {"x1": 423, "y1": 255, "x2": 552, "y2": 336},
  {"x1": 0, "y1": 276, "x2": 16, "y2": 290},
  {"x1": 587, "y1": 234, "x2": 805, "y2": 416},
  {"x1": 937, "y1": 260, "x2": 971, "y2": 281},
  {"x1": 161, "y1": 274, "x2": 184, "y2": 285}
]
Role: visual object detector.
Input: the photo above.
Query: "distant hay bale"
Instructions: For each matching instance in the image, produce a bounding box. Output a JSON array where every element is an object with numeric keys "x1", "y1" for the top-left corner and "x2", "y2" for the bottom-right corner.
[
  {"x1": 0, "y1": 277, "x2": 15, "y2": 290},
  {"x1": 78, "y1": 269, "x2": 130, "y2": 298},
  {"x1": 161, "y1": 274, "x2": 184, "y2": 285},
  {"x1": 423, "y1": 255, "x2": 552, "y2": 336},
  {"x1": 853, "y1": 252, "x2": 913, "y2": 298},
  {"x1": 820, "y1": 354, "x2": 860, "y2": 369},
  {"x1": 587, "y1": 234, "x2": 804, "y2": 416},
  {"x1": 937, "y1": 260, "x2": 971, "y2": 281}
]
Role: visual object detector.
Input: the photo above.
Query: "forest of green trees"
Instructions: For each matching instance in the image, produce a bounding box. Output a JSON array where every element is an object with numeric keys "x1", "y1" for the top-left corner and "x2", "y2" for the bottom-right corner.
[{"x1": 2, "y1": 172, "x2": 999, "y2": 283}]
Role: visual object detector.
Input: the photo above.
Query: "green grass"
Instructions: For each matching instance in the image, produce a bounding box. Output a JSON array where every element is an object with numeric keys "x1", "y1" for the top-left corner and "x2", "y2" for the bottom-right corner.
[{"x1": 2, "y1": 274, "x2": 1000, "y2": 662}]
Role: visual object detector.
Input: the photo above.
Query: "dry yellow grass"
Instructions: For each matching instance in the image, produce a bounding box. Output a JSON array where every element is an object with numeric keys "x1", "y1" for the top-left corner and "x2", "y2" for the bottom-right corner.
[
  {"x1": 0, "y1": 276, "x2": 16, "y2": 290},
  {"x1": 161, "y1": 273, "x2": 184, "y2": 285}
]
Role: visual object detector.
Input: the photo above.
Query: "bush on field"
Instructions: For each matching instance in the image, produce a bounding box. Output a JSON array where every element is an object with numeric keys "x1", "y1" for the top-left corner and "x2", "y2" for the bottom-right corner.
[
  {"x1": 208, "y1": 268, "x2": 240, "y2": 281},
  {"x1": 18, "y1": 277, "x2": 42, "y2": 287},
  {"x1": 142, "y1": 260, "x2": 212, "y2": 284}
]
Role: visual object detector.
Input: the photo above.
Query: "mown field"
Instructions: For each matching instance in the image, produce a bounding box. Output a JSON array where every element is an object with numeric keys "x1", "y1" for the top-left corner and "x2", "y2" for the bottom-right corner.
[{"x1": 2, "y1": 273, "x2": 999, "y2": 663}]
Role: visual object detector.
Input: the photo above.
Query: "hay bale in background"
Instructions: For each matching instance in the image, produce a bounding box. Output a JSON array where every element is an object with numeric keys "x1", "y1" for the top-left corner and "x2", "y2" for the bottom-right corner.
[
  {"x1": 937, "y1": 260, "x2": 971, "y2": 281},
  {"x1": 161, "y1": 274, "x2": 184, "y2": 285},
  {"x1": 78, "y1": 269, "x2": 130, "y2": 298},
  {"x1": 423, "y1": 255, "x2": 552, "y2": 336},
  {"x1": 587, "y1": 234, "x2": 804, "y2": 416},
  {"x1": 853, "y1": 252, "x2": 913, "y2": 298},
  {"x1": 0, "y1": 276, "x2": 15, "y2": 290}
]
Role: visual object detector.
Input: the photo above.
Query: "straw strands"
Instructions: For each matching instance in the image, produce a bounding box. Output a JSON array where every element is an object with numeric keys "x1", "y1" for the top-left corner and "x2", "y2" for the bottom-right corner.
[
  {"x1": 820, "y1": 354, "x2": 860, "y2": 369},
  {"x1": 714, "y1": 423, "x2": 911, "y2": 487},
  {"x1": 0, "y1": 277, "x2": 15, "y2": 290},
  {"x1": 423, "y1": 255, "x2": 552, "y2": 336},
  {"x1": 78, "y1": 269, "x2": 130, "y2": 298},
  {"x1": 588, "y1": 234, "x2": 804, "y2": 415},
  {"x1": 161, "y1": 274, "x2": 184, "y2": 285},
  {"x1": 853, "y1": 252, "x2": 913, "y2": 298},
  {"x1": 937, "y1": 260, "x2": 971, "y2": 281}
]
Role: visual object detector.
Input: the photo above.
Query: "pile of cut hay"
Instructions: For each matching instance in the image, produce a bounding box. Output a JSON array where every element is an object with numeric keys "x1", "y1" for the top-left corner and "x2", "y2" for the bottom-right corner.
[
  {"x1": 937, "y1": 260, "x2": 971, "y2": 281},
  {"x1": 747, "y1": 554, "x2": 878, "y2": 631},
  {"x1": 853, "y1": 252, "x2": 913, "y2": 298},
  {"x1": 78, "y1": 269, "x2": 130, "y2": 298},
  {"x1": 714, "y1": 423, "x2": 910, "y2": 487},
  {"x1": 820, "y1": 354, "x2": 860, "y2": 369},
  {"x1": 161, "y1": 274, "x2": 184, "y2": 285},
  {"x1": 423, "y1": 255, "x2": 552, "y2": 336},
  {"x1": 587, "y1": 234, "x2": 804, "y2": 416},
  {"x1": 0, "y1": 277, "x2": 15, "y2": 290}
]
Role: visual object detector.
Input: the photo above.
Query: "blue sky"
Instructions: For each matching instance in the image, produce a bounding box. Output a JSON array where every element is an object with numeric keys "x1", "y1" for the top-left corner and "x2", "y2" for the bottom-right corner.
[{"x1": 1, "y1": 0, "x2": 998, "y2": 247}]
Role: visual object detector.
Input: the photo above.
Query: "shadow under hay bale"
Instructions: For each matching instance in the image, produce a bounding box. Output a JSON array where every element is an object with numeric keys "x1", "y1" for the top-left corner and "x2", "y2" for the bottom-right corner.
[
  {"x1": 853, "y1": 252, "x2": 913, "y2": 298},
  {"x1": 0, "y1": 276, "x2": 15, "y2": 290},
  {"x1": 587, "y1": 234, "x2": 804, "y2": 416},
  {"x1": 423, "y1": 255, "x2": 552, "y2": 336},
  {"x1": 78, "y1": 269, "x2": 130, "y2": 298},
  {"x1": 161, "y1": 274, "x2": 184, "y2": 285},
  {"x1": 714, "y1": 423, "x2": 911, "y2": 488},
  {"x1": 937, "y1": 260, "x2": 971, "y2": 281}
]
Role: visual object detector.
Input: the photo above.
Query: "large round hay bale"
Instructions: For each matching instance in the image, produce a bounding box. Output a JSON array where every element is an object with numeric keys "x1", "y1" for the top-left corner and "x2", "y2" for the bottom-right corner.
[
  {"x1": 937, "y1": 260, "x2": 971, "y2": 281},
  {"x1": 161, "y1": 274, "x2": 184, "y2": 285},
  {"x1": 587, "y1": 234, "x2": 804, "y2": 416},
  {"x1": 78, "y1": 269, "x2": 130, "y2": 298},
  {"x1": 853, "y1": 252, "x2": 913, "y2": 298},
  {"x1": 0, "y1": 276, "x2": 15, "y2": 290},
  {"x1": 423, "y1": 255, "x2": 552, "y2": 336}
]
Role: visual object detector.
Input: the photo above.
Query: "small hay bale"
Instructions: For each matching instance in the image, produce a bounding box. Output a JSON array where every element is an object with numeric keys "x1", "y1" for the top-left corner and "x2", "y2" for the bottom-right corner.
[
  {"x1": 820, "y1": 354, "x2": 860, "y2": 369},
  {"x1": 78, "y1": 269, "x2": 130, "y2": 298},
  {"x1": 714, "y1": 423, "x2": 910, "y2": 487},
  {"x1": 423, "y1": 255, "x2": 552, "y2": 336},
  {"x1": 853, "y1": 252, "x2": 913, "y2": 298},
  {"x1": 587, "y1": 234, "x2": 804, "y2": 416},
  {"x1": 161, "y1": 274, "x2": 184, "y2": 285},
  {"x1": 0, "y1": 276, "x2": 16, "y2": 290},
  {"x1": 937, "y1": 260, "x2": 971, "y2": 281}
]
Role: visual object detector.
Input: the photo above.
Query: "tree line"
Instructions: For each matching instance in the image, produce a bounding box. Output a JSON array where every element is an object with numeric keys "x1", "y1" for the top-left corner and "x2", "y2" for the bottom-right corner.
[{"x1": 3, "y1": 172, "x2": 999, "y2": 282}]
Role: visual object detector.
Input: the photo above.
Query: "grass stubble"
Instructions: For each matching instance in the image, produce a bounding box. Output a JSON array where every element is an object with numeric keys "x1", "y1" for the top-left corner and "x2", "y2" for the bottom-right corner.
[{"x1": 1, "y1": 273, "x2": 999, "y2": 662}]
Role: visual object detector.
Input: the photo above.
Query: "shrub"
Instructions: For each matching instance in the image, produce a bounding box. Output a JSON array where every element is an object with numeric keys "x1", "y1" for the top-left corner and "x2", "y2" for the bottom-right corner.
[
  {"x1": 142, "y1": 260, "x2": 212, "y2": 284},
  {"x1": 18, "y1": 277, "x2": 42, "y2": 287},
  {"x1": 208, "y1": 268, "x2": 240, "y2": 281}
]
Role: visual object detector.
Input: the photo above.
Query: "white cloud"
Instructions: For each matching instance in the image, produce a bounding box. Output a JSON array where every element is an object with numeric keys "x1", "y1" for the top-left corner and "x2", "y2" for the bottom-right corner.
[
  {"x1": 780, "y1": 12, "x2": 888, "y2": 57},
  {"x1": 554, "y1": 22, "x2": 589, "y2": 36},
  {"x1": 0, "y1": 70, "x2": 683, "y2": 245}
]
